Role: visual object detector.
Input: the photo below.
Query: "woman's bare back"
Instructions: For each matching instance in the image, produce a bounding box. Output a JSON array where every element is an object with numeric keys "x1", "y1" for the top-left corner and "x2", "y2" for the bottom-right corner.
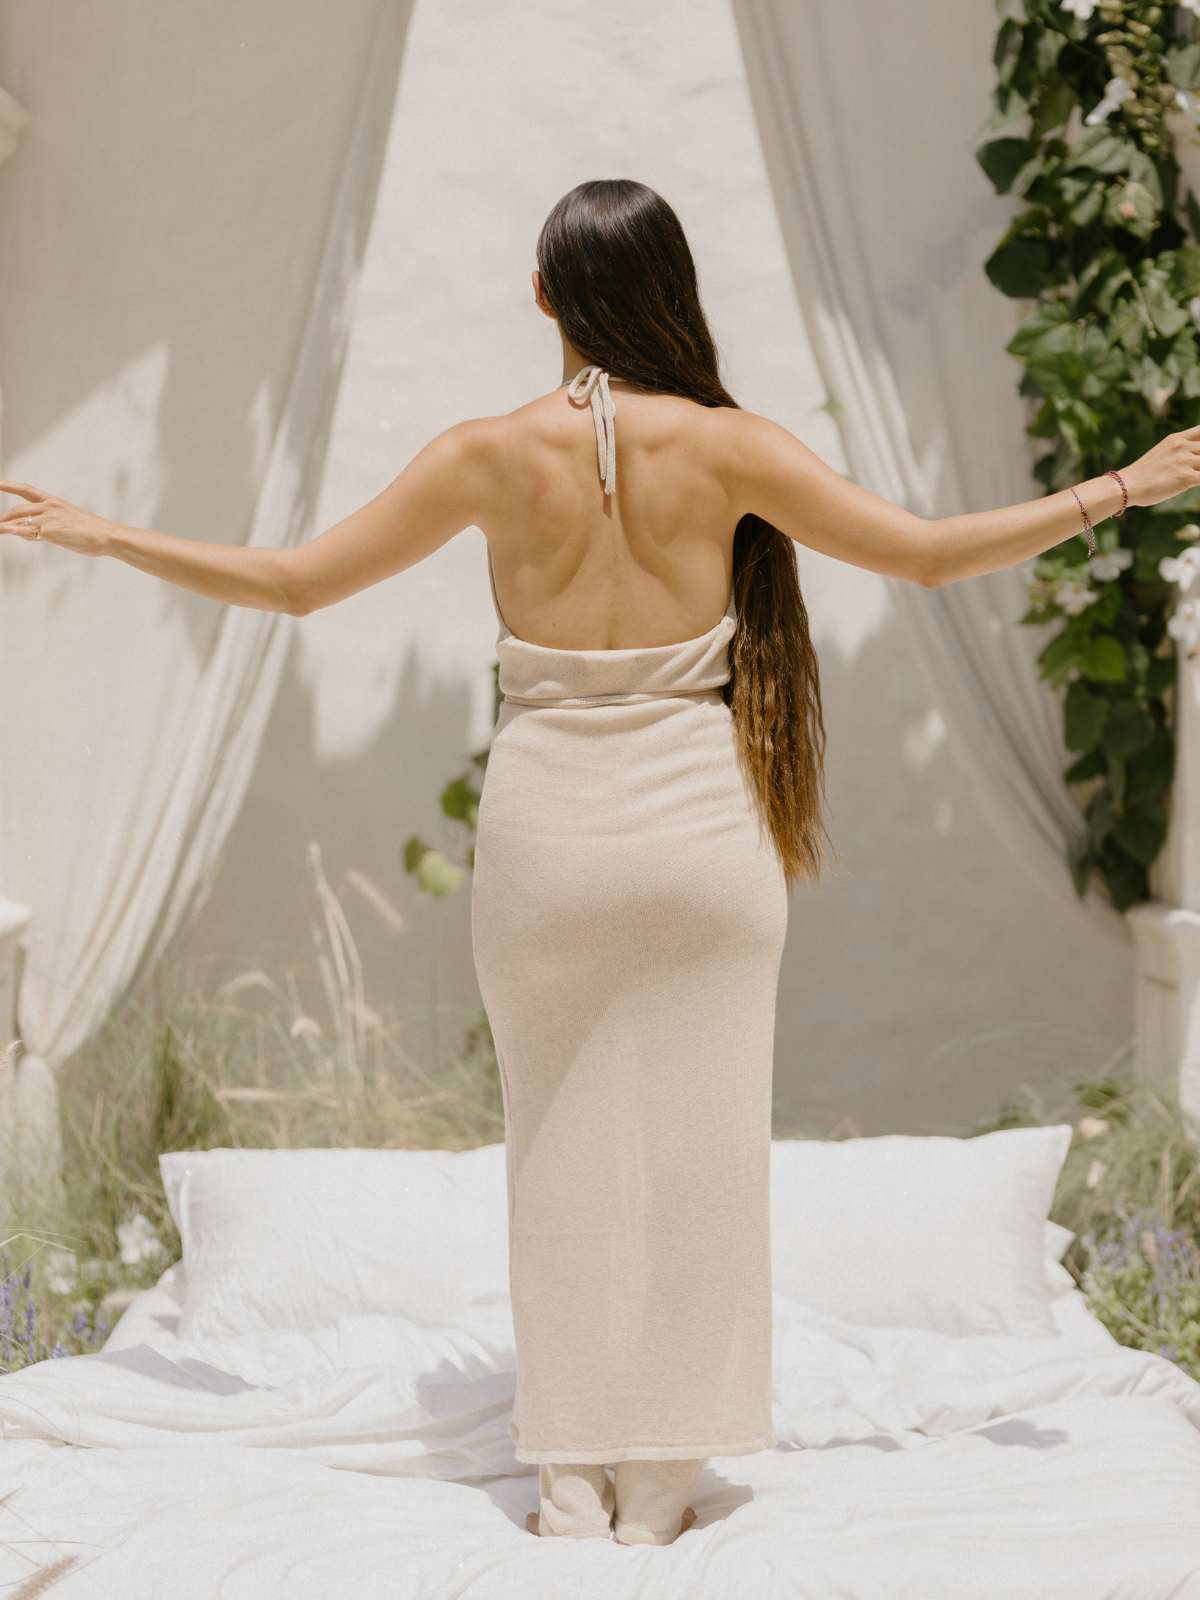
[{"x1": 479, "y1": 377, "x2": 739, "y2": 652}]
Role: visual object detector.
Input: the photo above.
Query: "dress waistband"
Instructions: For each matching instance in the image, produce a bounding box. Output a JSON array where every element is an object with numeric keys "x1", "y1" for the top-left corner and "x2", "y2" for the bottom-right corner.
[{"x1": 501, "y1": 685, "x2": 724, "y2": 708}]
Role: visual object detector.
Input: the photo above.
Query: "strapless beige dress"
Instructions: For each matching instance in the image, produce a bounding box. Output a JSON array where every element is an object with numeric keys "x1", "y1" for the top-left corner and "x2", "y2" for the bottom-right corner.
[{"x1": 470, "y1": 365, "x2": 789, "y2": 1465}]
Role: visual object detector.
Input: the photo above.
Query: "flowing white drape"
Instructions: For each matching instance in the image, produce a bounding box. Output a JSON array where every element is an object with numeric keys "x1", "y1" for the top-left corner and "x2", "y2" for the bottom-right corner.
[
  {"x1": 0, "y1": 0, "x2": 411, "y2": 1067},
  {"x1": 733, "y1": 0, "x2": 1130, "y2": 946}
]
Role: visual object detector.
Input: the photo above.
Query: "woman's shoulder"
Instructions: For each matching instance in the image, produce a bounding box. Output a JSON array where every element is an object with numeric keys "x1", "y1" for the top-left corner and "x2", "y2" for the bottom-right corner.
[{"x1": 440, "y1": 384, "x2": 770, "y2": 512}]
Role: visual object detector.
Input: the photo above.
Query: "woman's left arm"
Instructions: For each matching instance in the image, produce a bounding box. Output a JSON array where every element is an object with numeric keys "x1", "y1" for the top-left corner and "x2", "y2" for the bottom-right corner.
[{"x1": 0, "y1": 418, "x2": 495, "y2": 616}]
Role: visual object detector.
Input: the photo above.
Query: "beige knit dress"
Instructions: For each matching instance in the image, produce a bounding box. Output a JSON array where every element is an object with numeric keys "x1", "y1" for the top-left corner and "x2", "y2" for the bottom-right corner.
[{"x1": 470, "y1": 366, "x2": 789, "y2": 1465}]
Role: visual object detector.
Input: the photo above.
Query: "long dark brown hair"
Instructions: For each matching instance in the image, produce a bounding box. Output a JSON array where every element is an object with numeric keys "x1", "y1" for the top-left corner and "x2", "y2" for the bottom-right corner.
[{"x1": 535, "y1": 178, "x2": 833, "y2": 887}]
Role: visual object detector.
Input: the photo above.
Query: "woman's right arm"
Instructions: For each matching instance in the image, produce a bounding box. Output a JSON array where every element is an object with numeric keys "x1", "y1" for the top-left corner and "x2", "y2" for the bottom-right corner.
[{"x1": 723, "y1": 409, "x2": 1200, "y2": 587}]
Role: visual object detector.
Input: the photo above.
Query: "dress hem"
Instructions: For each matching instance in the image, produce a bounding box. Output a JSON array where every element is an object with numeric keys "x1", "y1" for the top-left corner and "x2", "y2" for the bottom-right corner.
[{"x1": 510, "y1": 1428, "x2": 778, "y2": 1465}]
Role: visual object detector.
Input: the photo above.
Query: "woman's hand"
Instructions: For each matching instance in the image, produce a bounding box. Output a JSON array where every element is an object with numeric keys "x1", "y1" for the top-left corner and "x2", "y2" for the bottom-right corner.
[
  {"x1": 1120, "y1": 425, "x2": 1200, "y2": 509},
  {"x1": 0, "y1": 481, "x2": 114, "y2": 557}
]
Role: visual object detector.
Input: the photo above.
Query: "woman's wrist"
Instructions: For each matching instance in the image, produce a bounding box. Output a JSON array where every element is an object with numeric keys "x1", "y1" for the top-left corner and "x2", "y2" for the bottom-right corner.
[{"x1": 1073, "y1": 473, "x2": 1127, "y2": 526}]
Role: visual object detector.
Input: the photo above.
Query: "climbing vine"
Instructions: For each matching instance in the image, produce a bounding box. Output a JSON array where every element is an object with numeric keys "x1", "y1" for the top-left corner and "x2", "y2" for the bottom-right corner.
[{"x1": 980, "y1": 0, "x2": 1200, "y2": 910}]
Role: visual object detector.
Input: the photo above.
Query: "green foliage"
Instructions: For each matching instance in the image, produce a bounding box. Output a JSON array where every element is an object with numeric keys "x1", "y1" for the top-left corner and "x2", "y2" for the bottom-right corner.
[
  {"x1": 980, "y1": 1, "x2": 1200, "y2": 910},
  {"x1": 401, "y1": 663, "x2": 501, "y2": 900}
]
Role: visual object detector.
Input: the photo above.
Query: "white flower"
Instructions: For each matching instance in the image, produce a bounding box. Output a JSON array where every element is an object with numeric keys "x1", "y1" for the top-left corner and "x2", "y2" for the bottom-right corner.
[
  {"x1": 1159, "y1": 547, "x2": 1200, "y2": 587},
  {"x1": 116, "y1": 1211, "x2": 167, "y2": 1268},
  {"x1": 1062, "y1": 0, "x2": 1098, "y2": 17},
  {"x1": 1024, "y1": 575, "x2": 1058, "y2": 606},
  {"x1": 1087, "y1": 547, "x2": 1133, "y2": 582},
  {"x1": 1176, "y1": 88, "x2": 1200, "y2": 120},
  {"x1": 1054, "y1": 580, "x2": 1102, "y2": 615},
  {"x1": 1177, "y1": 523, "x2": 1200, "y2": 543},
  {"x1": 1084, "y1": 75, "x2": 1135, "y2": 126},
  {"x1": 44, "y1": 1248, "x2": 77, "y2": 1295},
  {"x1": 1085, "y1": 1158, "x2": 1107, "y2": 1190},
  {"x1": 1078, "y1": 1115, "x2": 1109, "y2": 1139},
  {"x1": 1167, "y1": 597, "x2": 1200, "y2": 647}
]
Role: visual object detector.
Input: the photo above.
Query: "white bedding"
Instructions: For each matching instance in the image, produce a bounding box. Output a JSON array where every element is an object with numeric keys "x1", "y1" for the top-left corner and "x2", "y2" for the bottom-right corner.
[{"x1": 3, "y1": 1263, "x2": 1200, "y2": 1597}]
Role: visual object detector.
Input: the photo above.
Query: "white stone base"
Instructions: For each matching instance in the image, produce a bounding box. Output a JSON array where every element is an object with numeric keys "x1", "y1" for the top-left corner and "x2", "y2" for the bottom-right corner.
[{"x1": 1127, "y1": 899, "x2": 1200, "y2": 1125}]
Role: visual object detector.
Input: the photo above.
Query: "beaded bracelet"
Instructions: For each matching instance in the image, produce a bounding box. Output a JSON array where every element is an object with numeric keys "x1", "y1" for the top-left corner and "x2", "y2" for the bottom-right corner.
[
  {"x1": 1069, "y1": 484, "x2": 1097, "y2": 557},
  {"x1": 1069, "y1": 470, "x2": 1128, "y2": 559}
]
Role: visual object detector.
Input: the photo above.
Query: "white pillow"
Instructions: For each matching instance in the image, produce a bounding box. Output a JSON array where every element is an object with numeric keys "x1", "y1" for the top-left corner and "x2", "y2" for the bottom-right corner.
[
  {"x1": 769, "y1": 1124, "x2": 1074, "y2": 1338},
  {"x1": 1043, "y1": 1218, "x2": 1076, "y2": 1296},
  {"x1": 159, "y1": 1144, "x2": 512, "y2": 1341},
  {"x1": 160, "y1": 1130, "x2": 1076, "y2": 1343}
]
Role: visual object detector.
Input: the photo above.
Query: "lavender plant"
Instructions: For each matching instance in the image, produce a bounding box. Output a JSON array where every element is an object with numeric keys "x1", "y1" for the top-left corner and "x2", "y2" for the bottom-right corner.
[
  {"x1": 1079, "y1": 1201, "x2": 1200, "y2": 1366},
  {"x1": 0, "y1": 1244, "x2": 111, "y2": 1371}
]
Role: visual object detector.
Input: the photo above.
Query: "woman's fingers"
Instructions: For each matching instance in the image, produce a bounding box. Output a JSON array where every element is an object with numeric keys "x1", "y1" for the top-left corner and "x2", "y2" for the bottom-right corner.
[
  {"x1": 0, "y1": 505, "x2": 44, "y2": 523},
  {"x1": 0, "y1": 481, "x2": 48, "y2": 503}
]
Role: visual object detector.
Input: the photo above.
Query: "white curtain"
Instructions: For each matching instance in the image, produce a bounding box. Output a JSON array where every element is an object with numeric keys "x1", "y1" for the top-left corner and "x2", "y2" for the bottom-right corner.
[
  {"x1": 733, "y1": 0, "x2": 1130, "y2": 946},
  {"x1": 0, "y1": 0, "x2": 412, "y2": 1066}
]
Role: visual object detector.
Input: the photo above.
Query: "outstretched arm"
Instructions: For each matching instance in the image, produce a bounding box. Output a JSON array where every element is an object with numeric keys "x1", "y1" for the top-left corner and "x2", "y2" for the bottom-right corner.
[
  {"x1": 0, "y1": 418, "x2": 495, "y2": 615},
  {"x1": 724, "y1": 409, "x2": 1200, "y2": 587}
]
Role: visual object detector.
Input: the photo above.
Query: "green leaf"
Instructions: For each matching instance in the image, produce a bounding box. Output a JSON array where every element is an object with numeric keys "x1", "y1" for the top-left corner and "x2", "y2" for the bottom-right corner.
[
  {"x1": 993, "y1": 16, "x2": 1023, "y2": 79},
  {"x1": 1114, "y1": 811, "x2": 1167, "y2": 866},
  {"x1": 985, "y1": 234, "x2": 1057, "y2": 298},
  {"x1": 1129, "y1": 352, "x2": 1178, "y2": 410},
  {"x1": 1139, "y1": 263, "x2": 1190, "y2": 337},
  {"x1": 1126, "y1": 149, "x2": 1165, "y2": 210},
  {"x1": 1067, "y1": 827, "x2": 1093, "y2": 898},
  {"x1": 1083, "y1": 635, "x2": 1128, "y2": 682},
  {"x1": 1032, "y1": 77, "x2": 1075, "y2": 138},
  {"x1": 1105, "y1": 179, "x2": 1159, "y2": 241},
  {"x1": 1086, "y1": 787, "x2": 1117, "y2": 842},
  {"x1": 1108, "y1": 294, "x2": 1148, "y2": 354},
  {"x1": 1107, "y1": 752, "x2": 1126, "y2": 810},
  {"x1": 1166, "y1": 40, "x2": 1200, "y2": 91},
  {"x1": 1068, "y1": 125, "x2": 1133, "y2": 176},
  {"x1": 1164, "y1": 245, "x2": 1200, "y2": 300},
  {"x1": 440, "y1": 776, "x2": 480, "y2": 824},
  {"x1": 403, "y1": 835, "x2": 429, "y2": 874},
  {"x1": 1086, "y1": 584, "x2": 1122, "y2": 629},
  {"x1": 1039, "y1": 628, "x2": 1085, "y2": 681},
  {"x1": 1034, "y1": 26, "x2": 1064, "y2": 77},
  {"x1": 1057, "y1": 395, "x2": 1106, "y2": 456},
  {"x1": 1066, "y1": 180, "x2": 1105, "y2": 229},
  {"x1": 976, "y1": 136, "x2": 1036, "y2": 194},
  {"x1": 1102, "y1": 699, "x2": 1156, "y2": 759},
  {"x1": 1065, "y1": 747, "x2": 1107, "y2": 784},
  {"x1": 1077, "y1": 251, "x2": 1133, "y2": 315},
  {"x1": 1006, "y1": 298, "x2": 1072, "y2": 357},
  {"x1": 1064, "y1": 679, "x2": 1110, "y2": 751},
  {"x1": 1146, "y1": 654, "x2": 1176, "y2": 696},
  {"x1": 1126, "y1": 731, "x2": 1175, "y2": 806},
  {"x1": 1100, "y1": 849, "x2": 1147, "y2": 911}
]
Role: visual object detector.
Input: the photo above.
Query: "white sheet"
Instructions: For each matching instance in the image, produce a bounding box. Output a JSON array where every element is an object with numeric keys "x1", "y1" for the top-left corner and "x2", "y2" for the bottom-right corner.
[{"x1": 2, "y1": 1264, "x2": 1200, "y2": 1595}]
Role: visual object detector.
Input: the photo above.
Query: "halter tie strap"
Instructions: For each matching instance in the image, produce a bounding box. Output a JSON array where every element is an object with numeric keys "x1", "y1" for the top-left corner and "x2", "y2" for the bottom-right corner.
[{"x1": 566, "y1": 364, "x2": 617, "y2": 497}]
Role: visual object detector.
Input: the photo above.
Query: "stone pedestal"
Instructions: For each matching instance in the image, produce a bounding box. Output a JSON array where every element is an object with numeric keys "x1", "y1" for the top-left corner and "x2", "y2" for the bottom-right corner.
[
  {"x1": 1129, "y1": 639, "x2": 1200, "y2": 1124},
  {"x1": 0, "y1": 898, "x2": 62, "y2": 1204}
]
